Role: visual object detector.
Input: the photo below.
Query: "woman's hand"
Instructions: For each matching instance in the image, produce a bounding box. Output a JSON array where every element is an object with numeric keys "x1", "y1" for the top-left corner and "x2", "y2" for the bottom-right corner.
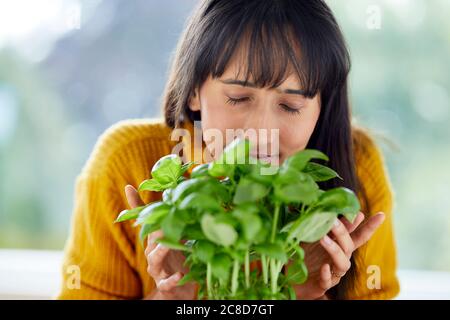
[
  {"x1": 288, "y1": 211, "x2": 386, "y2": 300},
  {"x1": 124, "y1": 185, "x2": 197, "y2": 300}
]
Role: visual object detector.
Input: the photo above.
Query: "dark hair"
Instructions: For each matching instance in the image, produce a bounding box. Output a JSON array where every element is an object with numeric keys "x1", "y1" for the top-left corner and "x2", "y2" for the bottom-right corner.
[{"x1": 162, "y1": 0, "x2": 367, "y2": 299}]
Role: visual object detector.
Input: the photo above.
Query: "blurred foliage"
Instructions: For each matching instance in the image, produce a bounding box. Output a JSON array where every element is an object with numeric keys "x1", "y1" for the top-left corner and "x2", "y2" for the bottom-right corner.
[{"x1": 0, "y1": 0, "x2": 449, "y2": 271}]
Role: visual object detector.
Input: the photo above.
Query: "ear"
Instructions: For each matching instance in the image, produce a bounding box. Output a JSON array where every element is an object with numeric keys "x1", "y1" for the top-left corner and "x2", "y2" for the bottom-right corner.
[{"x1": 188, "y1": 88, "x2": 201, "y2": 112}]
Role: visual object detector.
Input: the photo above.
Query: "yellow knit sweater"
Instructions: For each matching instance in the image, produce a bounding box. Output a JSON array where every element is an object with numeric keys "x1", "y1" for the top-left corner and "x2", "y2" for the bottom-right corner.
[{"x1": 56, "y1": 117, "x2": 400, "y2": 300}]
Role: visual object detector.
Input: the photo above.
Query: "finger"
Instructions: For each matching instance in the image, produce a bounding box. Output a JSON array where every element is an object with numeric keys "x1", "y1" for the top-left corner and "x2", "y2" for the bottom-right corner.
[
  {"x1": 125, "y1": 184, "x2": 144, "y2": 208},
  {"x1": 145, "y1": 230, "x2": 164, "y2": 255},
  {"x1": 320, "y1": 235, "x2": 351, "y2": 274},
  {"x1": 319, "y1": 264, "x2": 333, "y2": 291},
  {"x1": 352, "y1": 212, "x2": 386, "y2": 249},
  {"x1": 330, "y1": 218, "x2": 355, "y2": 257},
  {"x1": 147, "y1": 243, "x2": 171, "y2": 278},
  {"x1": 158, "y1": 272, "x2": 183, "y2": 292},
  {"x1": 340, "y1": 212, "x2": 365, "y2": 233}
]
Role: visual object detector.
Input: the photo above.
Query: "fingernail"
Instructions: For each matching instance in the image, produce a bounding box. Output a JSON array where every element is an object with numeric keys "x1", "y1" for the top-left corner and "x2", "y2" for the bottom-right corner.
[{"x1": 323, "y1": 235, "x2": 332, "y2": 246}]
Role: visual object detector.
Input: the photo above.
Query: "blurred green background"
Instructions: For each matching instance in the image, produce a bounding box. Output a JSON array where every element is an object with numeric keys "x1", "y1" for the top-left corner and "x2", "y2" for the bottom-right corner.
[{"x1": 0, "y1": 0, "x2": 449, "y2": 272}]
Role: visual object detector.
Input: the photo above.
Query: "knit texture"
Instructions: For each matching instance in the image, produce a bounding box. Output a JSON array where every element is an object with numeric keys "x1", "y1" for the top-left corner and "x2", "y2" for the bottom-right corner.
[{"x1": 56, "y1": 118, "x2": 400, "y2": 300}]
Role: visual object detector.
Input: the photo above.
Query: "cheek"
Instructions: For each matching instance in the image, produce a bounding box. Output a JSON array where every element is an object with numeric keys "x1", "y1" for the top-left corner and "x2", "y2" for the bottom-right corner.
[
  {"x1": 199, "y1": 95, "x2": 237, "y2": 158},
  {"x1": 200, "y1": 93, "x2": 244, "y2": 133},
  {"x1": 282, "y1": 124, "x2": 312, "y2": 151},
  {"x1": 280, "y1": 104, "x2": 320, "y2": 158},
  {"x1": 201, "y1": 104, "x2": 231, "y2": 131}
]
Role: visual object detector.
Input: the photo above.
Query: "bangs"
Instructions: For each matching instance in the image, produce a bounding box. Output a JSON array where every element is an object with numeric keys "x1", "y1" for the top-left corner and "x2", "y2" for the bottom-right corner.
[{"x1": 194, "y1": 0, "x2": 350, "y2": 98}]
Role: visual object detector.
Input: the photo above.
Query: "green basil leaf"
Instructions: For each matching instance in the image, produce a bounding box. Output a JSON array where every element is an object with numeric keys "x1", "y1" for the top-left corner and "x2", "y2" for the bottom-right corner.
[
  {"x1": 221, "y1": 138, "x2": 251, "y2": 165},
  {"x1": 171, "y1": 177, "x2": 209, "y2": 203},
  {"x1": 208, "y1": 138, "x2": 250, "y2": 177},
  {"x1": 115, "y1": 204, "x2": 148, "y2": 223},
  {"x1": 274, "y1": 166, "x2": 300, "y2": 185},
  {"x1": 233, "y1": 177, "x2": 269, "y2": 204},
  {"x1": 253, "y1": 219, "x2": 271, "y2": 244},
  {"x1": 139, "y1": 223, "x2": 160, "y2": 244},
  {"x1": 316, "y1": 187, "x2": 360, "y2": 223},
  {"x1": 282, "y1": 149, "x2": 329, "y2": 172},
  {"x1": 209, "y1": 179, "x2": 232, "y2": 203},
  {"x1": 184, "y1": 224, "x2": 207, "y2": 240},
  {"x1": 232, "y1": 206, "x2": 262, "y2": 242},
  {"x1": 280, "y1": 221, "x2": 294, "y2": 233},
  {"x1": 303, "y1": 162, "x2": 342, "y2": 182},
  {"x1": 194, "y1": 240, "x2": 216, "y2": 263},
  {"x1": 207, "y1": 161, "x2": 234, "y2": 178},
  {"x1": 210, "y1": 253, "x2": 232, "y2": 282},
  {"x1": 286, "y1": 259, "x2": 308, "y2": 285},
  {"x1": 178, "y1": 272, "x2": 196, "y2": 286},
  {"x1": 274, "y1": 172, "x2": 319, "y2": 204},
  {"x1": 162, "y1": 188, "x2": 173, "y2": 203},
  {"x1": 288, "y1": 211, "x2": 337, "y2": 243},
  {"x1": 151, "y1": 154, "x2": 182, "y2": 185},
  {"x1": 161, "y1": 209, "x2": 186, "y2": 242},
  {"x1": 250, "y1": 161, "x2": 278, "y2": 184},
  {"x1": 201, "y1": 214, "x2": 237, "y2": 247},
  {"x1": 138, "y1": 179, "x2": 166, "y2": 192},
  {"x1": 136, "y1": 201, "x2": 169, "y2": 226},
  {"x1": 179, "y1": 193, "x2": 222, "y2": 211}
]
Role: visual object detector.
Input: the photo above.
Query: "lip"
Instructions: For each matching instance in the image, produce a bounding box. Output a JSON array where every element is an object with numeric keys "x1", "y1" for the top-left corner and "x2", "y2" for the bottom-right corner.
[
  {"x1": 250, "y1": 154, "x2": 280, "y2": 158},
  {"x1": 250, "y1": 154, "x2": 280, "y2": 163}
]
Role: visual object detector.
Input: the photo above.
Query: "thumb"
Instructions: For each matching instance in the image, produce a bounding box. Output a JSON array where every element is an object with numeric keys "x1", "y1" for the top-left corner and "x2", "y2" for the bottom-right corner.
[{"x1": 125, "y1": 184, "x2": 145, "y2": 208}]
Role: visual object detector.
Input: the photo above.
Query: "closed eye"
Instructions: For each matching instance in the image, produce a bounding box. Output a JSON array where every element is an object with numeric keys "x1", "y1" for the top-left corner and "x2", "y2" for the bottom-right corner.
[
  {"x1": 280, "y1": 104, "x2": 302, "y2": 115},
  {"x1": 226, "y1": 97, "x2": 250, "y2": 105},
  {"x1": 226, "y1": 96, "x2": 302, "y2": 116}
]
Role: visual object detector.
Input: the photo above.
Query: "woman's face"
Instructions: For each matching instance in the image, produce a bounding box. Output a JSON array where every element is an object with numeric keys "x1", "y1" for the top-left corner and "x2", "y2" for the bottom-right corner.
[{"x1": 189, "y1": 58, "x2": 321, "y2": 165}]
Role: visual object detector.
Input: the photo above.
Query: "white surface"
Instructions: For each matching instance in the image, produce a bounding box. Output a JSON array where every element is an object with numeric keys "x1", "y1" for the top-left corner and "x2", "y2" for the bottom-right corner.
[
  {"x1": 396, "y1": 270, "x2": 450, "y2": 299},
  {"x1": 0, "y1": 249, "x2": 62, "y2": 299},
  {"x1": 0, "y1": 249, "x2": 449, "y2": 299}
]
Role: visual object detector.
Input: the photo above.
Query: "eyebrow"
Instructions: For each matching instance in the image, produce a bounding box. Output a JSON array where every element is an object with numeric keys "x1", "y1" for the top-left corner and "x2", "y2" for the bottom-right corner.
[{"x1": 220, "y1": 78, "x2": 306, "y2": 96}]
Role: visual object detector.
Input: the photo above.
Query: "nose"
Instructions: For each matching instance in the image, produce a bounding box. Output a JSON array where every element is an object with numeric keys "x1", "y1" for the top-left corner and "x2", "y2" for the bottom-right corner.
[{"x1": 241, "y1": 107, "x2": 279, "y2": 156}]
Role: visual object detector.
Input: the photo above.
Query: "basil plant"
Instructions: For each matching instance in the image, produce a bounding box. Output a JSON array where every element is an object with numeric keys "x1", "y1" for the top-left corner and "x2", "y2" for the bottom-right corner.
[{"x1": 115, "y1": 139, "x2": 360, "y2": 300}]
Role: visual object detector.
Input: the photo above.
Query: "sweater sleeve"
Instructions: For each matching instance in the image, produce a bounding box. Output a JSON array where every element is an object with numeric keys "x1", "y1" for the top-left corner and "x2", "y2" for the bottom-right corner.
[
  {"x1": 56, "y1": 174, "x2": 143, "y2": 299},
  {"x1": 55, "y1": 120, "x2": 167, "y2": 299},
  {"x1": 347, "y1": 128, "x2": 401, "y2": 299}
]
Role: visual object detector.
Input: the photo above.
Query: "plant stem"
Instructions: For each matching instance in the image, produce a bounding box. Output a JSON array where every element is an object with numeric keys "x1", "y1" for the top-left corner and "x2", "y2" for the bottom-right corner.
[
  {"x1": 269, "y1": 202, "x2": 281, "y2": 298},
  {"x1": 300, "y1": 203, "x2": 305, "y2": 215},
  {"x1": 231, "y1": 259, "x2": 239, "y2": 297},
  {"x1": 261, "y1": 254, "x2": 268, "y2": 284},
  {"x1": 271, "y1": 203, "x2": 280, "y2": 243},
  {"x1": 245, "y1": 251, "x2": 250, "y2": 289},
  {"x1": 285, "y1": 241, "x2": 297, "y2": 254},
  {"x1": 270, "y1": 259, "x2": 278, "y2": 297},
  {"x1": 207, "y1": 262, "x2": 212, "y2": 299}
]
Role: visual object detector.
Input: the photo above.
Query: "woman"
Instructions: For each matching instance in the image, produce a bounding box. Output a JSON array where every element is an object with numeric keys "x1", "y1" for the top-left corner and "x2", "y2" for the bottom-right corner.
[{"x1": 57, "y1": 0, "x2": 400, "y2": 300}]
